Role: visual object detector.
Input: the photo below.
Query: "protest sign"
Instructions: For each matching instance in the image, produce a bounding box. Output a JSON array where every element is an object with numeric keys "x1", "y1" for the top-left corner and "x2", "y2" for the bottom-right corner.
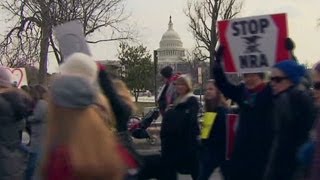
[
  {"x1": 200, "y1": 112, "x2": 217, "y2": 139},
  {"x1": 53, "y1": 21, "x2": 91, "y2": 60},
  {"x1": 226, "y1": 114, "x2": 239, "y2": 160},
  {"x1": 218, "y1": 13, "x2": 289, "y2": 73},
  {"x1": 5, "y1": 67, "x2": 28, "y2": 88}
]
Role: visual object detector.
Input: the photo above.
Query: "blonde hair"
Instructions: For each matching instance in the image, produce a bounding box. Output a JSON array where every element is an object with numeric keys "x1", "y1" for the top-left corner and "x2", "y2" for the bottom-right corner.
[
  {"x1": 175, "y1": 75, "x2": 193, "y2": 94},
  {"x1": 96, "y1": 93, "x2": 117, "y2": 131},
  {"x1": 96, "y1": 78, "x2": 136, "y2": 131},
  {"x1": 41, "y1": 97, "x2": 125, "y2": 179}
]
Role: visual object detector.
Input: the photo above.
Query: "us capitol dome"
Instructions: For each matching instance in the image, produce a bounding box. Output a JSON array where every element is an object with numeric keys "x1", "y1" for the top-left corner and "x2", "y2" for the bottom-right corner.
[{"x1": 156, "y1": 16, "x2": 189, "y2": 73}]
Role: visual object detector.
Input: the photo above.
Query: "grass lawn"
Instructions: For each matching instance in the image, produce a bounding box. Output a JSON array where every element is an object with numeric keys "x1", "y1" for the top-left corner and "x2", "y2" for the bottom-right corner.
[{"x1": 134, "y1": 101, "x2": 156, "y2": 117}]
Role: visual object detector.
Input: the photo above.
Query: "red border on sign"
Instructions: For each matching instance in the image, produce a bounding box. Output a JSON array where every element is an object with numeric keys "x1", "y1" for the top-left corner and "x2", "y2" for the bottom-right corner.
[
  {"x1": 272, "y1": 14, "x2": 289, "y2": 62},
  {"x1": 218, "y1": 13, "x2": 289, "y2": 73},
  {"x1": 218, "y1": 21, "x2": 236, "y2": 72}
]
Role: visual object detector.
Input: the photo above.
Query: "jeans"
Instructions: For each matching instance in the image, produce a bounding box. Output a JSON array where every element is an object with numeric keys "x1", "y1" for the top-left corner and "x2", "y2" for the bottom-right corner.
[{"x1": 25, "y1": 152, "x2": 38, "y2": 180}]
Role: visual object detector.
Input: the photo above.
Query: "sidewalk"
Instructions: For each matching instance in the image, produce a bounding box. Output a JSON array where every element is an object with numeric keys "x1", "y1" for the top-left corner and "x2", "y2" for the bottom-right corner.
[{"x1": 133, "y1": 138, "x2": 222, "y2": 180}]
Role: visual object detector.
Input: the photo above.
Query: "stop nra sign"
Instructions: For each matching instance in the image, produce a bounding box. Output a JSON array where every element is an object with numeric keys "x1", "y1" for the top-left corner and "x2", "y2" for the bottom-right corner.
[{"x1": 218, "y1": 13, "x2": 289, "y2": 73}]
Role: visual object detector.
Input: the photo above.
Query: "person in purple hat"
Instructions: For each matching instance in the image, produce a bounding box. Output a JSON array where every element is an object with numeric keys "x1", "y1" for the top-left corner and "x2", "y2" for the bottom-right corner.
[{"x1": 264, "y1": 60, "x2": 316, "y2": 180}]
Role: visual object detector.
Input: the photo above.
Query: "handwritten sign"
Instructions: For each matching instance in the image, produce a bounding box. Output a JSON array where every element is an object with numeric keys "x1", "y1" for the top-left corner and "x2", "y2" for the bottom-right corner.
[
  {"x1": 53, "y1": 21, "x2": 92, "y2": 60},
  {"x1": 5, "y1": 68, "x2": 28, "y2": 88}
]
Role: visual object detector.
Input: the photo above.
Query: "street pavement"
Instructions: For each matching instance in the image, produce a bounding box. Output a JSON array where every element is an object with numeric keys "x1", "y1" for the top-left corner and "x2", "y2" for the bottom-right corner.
[{"x1": 133, "y1": 137, "x2": 223, "y2": 180}]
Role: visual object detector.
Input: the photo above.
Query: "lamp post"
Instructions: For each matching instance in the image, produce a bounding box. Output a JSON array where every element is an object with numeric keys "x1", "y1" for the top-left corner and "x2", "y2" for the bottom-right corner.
[
  {"x1": 154, "y1": 50, "x2": 158, "y2": 104},
  {"x1": 198, "y1": 66, "x2": 203, "y2": 103}
]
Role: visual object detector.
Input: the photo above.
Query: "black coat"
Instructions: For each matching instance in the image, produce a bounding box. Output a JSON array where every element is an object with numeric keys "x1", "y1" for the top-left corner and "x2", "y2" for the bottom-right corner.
[
  {"x1": 201, "y1": 106, "x2": 227, "y2": 153},
  {"x1": 264, "y1": 87, "x2": 315, "y2": 180},
  {"x1": 160, "y1": 94, "x2": 200, "y2": 174},
  {"x1": 213, "y1": 65, "x2": 274, "y2": 180}
]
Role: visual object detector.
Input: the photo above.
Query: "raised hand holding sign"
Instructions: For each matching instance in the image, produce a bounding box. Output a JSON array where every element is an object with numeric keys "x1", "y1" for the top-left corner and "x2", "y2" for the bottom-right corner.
[
  {"x1": 218, "y1": 13, "x2": 289, "y2": 74},
  {"x1": 53, "y1": 21, "x2": 92, "y2": 61},
  {"x1": 215, "y1": 46, "x2": 224, "y2": 65}
]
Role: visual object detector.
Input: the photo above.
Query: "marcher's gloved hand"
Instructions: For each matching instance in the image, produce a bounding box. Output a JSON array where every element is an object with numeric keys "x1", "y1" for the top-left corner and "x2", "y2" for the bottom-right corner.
[
  {"x1": 285, "y1": 37, "x2": 295, "y2": 51},
  {"x1": 214, "y1": 45, "x2": 224, "y2": 65},
  {"x1": 285, "y1": 37, "x2": 298, "y2": 62}
]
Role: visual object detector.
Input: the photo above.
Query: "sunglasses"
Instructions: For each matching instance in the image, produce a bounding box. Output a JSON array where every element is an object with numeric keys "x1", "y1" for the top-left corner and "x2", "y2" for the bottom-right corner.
[
  {"x1": 270, "y1": 76, "x2": 288, "y2": 83},
  {"x1": 313, "y1": 82, "x2": 320, "y2": 90}
]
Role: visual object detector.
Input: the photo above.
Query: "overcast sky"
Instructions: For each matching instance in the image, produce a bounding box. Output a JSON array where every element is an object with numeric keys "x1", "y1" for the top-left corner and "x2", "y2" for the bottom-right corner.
[
  {"x1": 91, "y1": 0, "x2": 319, "y2": 65},
  {"x1": 1, "y1": 0, "x2": 320, "y2": 73}
]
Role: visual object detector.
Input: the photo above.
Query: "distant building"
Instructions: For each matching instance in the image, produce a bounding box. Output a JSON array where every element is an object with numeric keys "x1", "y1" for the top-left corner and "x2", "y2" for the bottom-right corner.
[
  {"x1": 156, "y1": 16, "x2": 190, "y2": 74},
  {"x1": 96, "y1": 60, "x2": 121, "y2": 76}
]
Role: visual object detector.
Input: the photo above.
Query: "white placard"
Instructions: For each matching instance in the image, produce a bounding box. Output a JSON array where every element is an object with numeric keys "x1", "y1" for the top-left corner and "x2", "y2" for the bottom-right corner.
[{"x1": 53, "y1": 21, "x2": 91, "y2": 60}]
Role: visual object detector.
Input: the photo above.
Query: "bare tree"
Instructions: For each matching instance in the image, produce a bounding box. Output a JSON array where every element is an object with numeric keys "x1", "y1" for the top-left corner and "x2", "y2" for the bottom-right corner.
[
  {"x1": 185, "y1": 0, "x2": 243, "y2": 77},
  {"x1": 0, "y1": 0, "x2": 134, "y2": 84},
  {"x1": 183, "y1": 48, "x2": 210, "y2": 83}
]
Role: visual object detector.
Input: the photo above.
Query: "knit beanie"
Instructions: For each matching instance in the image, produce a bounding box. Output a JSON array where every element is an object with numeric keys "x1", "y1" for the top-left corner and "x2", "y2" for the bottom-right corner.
[
  {"x1": 0, "y1": 66, "x2": 12, "y2": 88},
  {"x1": 273, "y1": 60, "x2": 306, "y2": 85},
  {"x1": 59, "y1": 53, "x2": 98, "y2": 83},
  {"x1": 160, "y1": 66, "x2": 173, "y2": 79},
  {"x1": 50, "y1": 75, "x2": 97, "y2": 108},
  {"x1": 177, "y1": 74, "x2": 193, "y2": 92}
]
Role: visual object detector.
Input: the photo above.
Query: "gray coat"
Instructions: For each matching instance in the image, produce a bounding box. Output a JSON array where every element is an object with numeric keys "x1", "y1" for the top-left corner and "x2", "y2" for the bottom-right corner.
[
  {"x1": 264, "y1": 87, "x2": 315, "y2": 180},
  {"x1": 0, "y1": 91, "x2": 29, "y2": 179},
  {"x1": 28, "y1": 100, "x2": 47, "y2": 152}
]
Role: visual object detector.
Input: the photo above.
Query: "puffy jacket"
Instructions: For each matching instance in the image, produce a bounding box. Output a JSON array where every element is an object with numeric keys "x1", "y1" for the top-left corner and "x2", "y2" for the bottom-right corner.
[
  {"x1": 28, "y1": 99, "x2": 48, "y2": 152},
  {"x1": 0, "y1": 90, "x2": 29, "y2": 179},
  {"x1": 264, "y1": 87, "x2": 315, "y2": 180}
]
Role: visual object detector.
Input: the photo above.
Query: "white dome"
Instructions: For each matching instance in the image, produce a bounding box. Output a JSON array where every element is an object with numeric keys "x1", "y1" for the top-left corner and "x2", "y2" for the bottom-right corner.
[
  {"x1": 157, "y1": 16, "x2": 186, "y2": 63},
  {"x1": 161, "y1": 30, "x2": 181, "y2": 40},
  {"x1": 159, "y1": 17, "x2": 183, "y2": 49}
]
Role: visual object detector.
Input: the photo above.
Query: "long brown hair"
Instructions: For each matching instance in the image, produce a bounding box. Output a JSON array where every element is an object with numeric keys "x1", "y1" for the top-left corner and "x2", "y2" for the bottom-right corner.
[
  {"x1": 112, "y1": 79, "x2": 137, "y2": 112},
  {"x1": 204, "y1": 79, "x2": 227, "y2": 111},
  {"x1": 41, "y1": 96, "x2": 125, "y2": 179}
]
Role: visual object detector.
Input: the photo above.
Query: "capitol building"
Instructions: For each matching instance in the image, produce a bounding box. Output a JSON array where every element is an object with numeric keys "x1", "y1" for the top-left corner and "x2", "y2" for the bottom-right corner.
[{"x1": 156, "y1": 16, "x2": 191, "y2": 74}]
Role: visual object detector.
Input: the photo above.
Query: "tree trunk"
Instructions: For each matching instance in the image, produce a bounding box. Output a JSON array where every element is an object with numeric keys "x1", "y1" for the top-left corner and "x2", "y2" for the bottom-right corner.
[
  {"x1": 134, "y1": 90, "x2": 139, "y2": 102},
  {"x1": 37, "y1": 1, "x2": 52, "y2": 85},
  {"x1": 209, "y1": 51, "x2": 215, "y2": 79},
  {"x1": 38, "y1": 25, "x2": 51, "y2": 84}
]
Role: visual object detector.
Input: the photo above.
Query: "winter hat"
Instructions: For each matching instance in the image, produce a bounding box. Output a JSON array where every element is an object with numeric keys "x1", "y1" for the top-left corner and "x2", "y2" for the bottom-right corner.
[
  {"x1": 313, "y1": 61, "x2": 320, "y2": 73},
  {"x1": 0, "y1": 66, "x2": 12, "y2": 88},
  {"x1": 50, "y1": 75, "x2": 98, "y2": 108},
  {"x1": 273, "y1": 60, "x2": 306, "y2": 85},
  {"x1": 160, "y1": 66, "x2": 173, "y2": 79},
  {"x1": 176, "y1": 74, "x2": 193, "y2": 91},
  {"x1": 59, "y1": 53, "x2": 98, "y2": 83}
]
